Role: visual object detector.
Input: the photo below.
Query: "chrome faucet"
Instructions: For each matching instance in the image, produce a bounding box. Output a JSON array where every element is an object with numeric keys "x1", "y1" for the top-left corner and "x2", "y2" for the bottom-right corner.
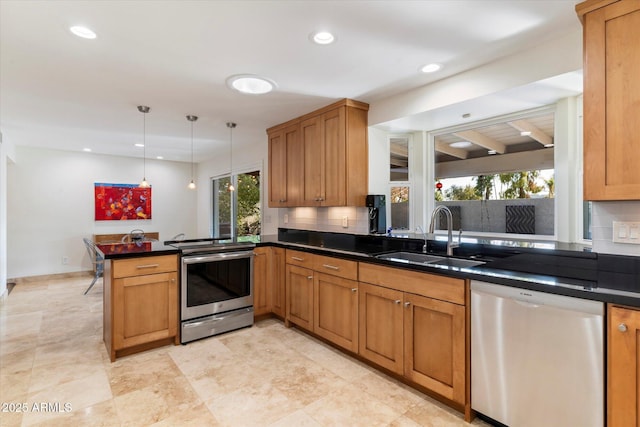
[{"x1": 429, "y1": 205, "x2": 460, "y2": 256}]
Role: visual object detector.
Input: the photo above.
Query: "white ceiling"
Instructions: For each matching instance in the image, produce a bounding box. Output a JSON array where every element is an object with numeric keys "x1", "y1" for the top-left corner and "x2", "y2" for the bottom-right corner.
[{"x1": 0, "y1": 0, "x2": 583, "y2": 163}]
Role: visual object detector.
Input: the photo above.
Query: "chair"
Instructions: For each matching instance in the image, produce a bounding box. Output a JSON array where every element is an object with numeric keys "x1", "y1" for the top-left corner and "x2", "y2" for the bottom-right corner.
[
  {"x1": 83, "y1": 237, "x2": 104, "y2": 295},
  {"x1": 170, "y1": 233, "x2": 185, "y2": 241}
]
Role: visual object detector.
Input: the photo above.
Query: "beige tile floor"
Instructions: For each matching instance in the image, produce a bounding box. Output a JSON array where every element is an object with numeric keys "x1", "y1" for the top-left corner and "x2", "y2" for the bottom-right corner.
[{"x1": 0, "y1": 276, "x2": 490, "y2": 427}]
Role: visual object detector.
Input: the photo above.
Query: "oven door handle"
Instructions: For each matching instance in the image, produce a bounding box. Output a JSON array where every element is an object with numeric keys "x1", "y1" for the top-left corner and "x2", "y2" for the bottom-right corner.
[{"x1": 182, "y1": 250, "x2": 254, "y2": 265}]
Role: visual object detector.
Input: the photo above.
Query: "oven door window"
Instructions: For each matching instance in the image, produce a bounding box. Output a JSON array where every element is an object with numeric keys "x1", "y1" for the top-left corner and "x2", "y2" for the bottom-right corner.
[{"x1": 185, "y1": 257, "x2": 251, "y2": 307}]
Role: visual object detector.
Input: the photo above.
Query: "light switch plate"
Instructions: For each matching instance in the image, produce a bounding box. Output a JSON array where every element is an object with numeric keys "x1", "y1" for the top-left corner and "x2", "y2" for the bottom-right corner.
[{"x1": 613, "y1": 221, "x2": 640, "y2": 244}]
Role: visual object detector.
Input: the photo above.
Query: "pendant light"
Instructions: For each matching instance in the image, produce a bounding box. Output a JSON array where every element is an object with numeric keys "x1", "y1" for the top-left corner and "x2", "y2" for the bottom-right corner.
[
  {"x1": 137, "y1": 105, "x2": 151, "y2": 188},
  {"x1": 186, "y1": 115, "x2": 198, "y2": 189},
  {"x1": 226, "y1": 122, "x2": 237, "y2": 191}
]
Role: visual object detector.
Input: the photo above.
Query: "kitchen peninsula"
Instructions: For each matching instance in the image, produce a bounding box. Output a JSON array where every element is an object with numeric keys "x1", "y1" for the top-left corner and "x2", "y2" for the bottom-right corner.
[{"x1": 97, "y1": 242, "x2": 179, "y2": 362}]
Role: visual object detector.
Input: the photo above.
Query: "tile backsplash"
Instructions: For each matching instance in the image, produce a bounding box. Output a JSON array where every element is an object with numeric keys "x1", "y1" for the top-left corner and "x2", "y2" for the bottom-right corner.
[
  {"x1": 278, "y1": 206, "x2": 369, "y2": 234},
  {"x1": 592, "y1": 201, "x2": 640, "y2": 257}
]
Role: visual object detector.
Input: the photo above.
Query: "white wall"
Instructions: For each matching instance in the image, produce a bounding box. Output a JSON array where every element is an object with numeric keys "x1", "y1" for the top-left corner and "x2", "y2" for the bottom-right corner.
[
  {"x1": 592, "y1": 202, "x2": 640, "y2": 257},
  {"x1": 7, "y1": 146, "x2": 197, "y2": 278},
  {"x1": 0, "y1": 131, "x2": 17, "y2": 296},
  {"x1": 196, "y1": 127, "x2": 279, "y2": 238}
]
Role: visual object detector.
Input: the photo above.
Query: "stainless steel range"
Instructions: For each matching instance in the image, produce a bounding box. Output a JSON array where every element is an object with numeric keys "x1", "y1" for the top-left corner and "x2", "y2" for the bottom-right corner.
[{"x1": 166, "y1": 238, "x2": 255, "y2": 343}]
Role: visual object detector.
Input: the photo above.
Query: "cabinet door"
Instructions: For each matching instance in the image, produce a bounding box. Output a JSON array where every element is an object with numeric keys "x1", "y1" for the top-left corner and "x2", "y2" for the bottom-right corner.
[
  {"x1": 404, "y1": 293, "x2": 465, "y2": 405},
  {"x1": 286, "y1": 264, "x2": 314, "y2": 331},
  {"x1": 301, "y1": 115, "x2": 323, "y2": 205},
  {"x1": 358, "y1": 282, "x2": 404, "y2": 375},
  {"x1": 314, "y1": 273, "x2": 358, "y2": 352},
  {"x1": 113, "y1": 272, "x2": 178, "y2": 350},
  {"x1": 271, "y1": 248, "x2": 286, "y2": 318},
  {"x1": 253, "y1": 247, "x2": 271, "y2": 316},
  {"x1": 583, "y1": 1, "x2": 640, "y2": 200},
  {"x1": 608, "y1": 305, "x2": 640, "y2": 427},
  {"x1": 321, "y1": 107, "x2": 346, "y2": 206},
  {"x1": 268, "y1": 124, "x2": 301, "y2": 207}
]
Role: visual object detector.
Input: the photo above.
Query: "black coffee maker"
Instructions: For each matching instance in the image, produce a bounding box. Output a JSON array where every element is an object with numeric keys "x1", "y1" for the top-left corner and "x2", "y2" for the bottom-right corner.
[{"x1": 366, "y1": 195, "x2": 386, "y2": 234}]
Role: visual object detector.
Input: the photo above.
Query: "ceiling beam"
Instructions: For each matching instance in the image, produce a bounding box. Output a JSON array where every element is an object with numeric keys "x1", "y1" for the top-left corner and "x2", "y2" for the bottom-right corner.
[
  {"x1": 390, "y1": 143, "x2": 408, "y2": 157},
  {"x1": 453, "y1": 130, "x2": 506, "y2": 154},
  {"x1": 435, "y1": 141, "x2": 468, "y2": 159},
  {"x1": 507, "y1": 119, "x2": 553, "y2": 146},
  {"x1": 435, "y1": 148, "x2": 554, "y2": 179}
]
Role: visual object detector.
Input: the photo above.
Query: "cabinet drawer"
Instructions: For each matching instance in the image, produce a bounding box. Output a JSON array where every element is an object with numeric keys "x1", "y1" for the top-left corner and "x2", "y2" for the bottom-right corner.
[
  {"x1": 113, "y1": 255, "x2": 178, "y2": 278},
  {"x1": 358, "y1": 262, "x2": 465, "y2": 305},
  {"x1": 313, "y1": 254, "x2": 358, "y2": 280},
  {"x1": 285, "y1": 249, "x2": 315, "y2": 268}
]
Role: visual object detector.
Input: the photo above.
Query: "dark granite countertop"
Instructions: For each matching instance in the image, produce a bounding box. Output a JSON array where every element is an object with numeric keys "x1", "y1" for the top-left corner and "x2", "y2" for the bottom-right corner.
[
  {"x1": 97, "y1": 241, "x2": 179, "y2": 260},
  {"x1": 258, "y1": 229, "x2": 640, "y2": 307}
]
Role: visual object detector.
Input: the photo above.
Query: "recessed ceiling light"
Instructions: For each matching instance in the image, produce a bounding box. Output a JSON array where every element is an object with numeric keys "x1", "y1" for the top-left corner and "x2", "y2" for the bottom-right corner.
[
  {"x1": 226, "y1": 74, "x2": 276, "y2": 95},
  {"x1": 310, "y1": 31, "x2": 335, "y2": 45},
  {"x1": 544, "y1": 143, "x2": 555, "y2": 148},
  {"x1": 70, "y1": 26, "x2": 96, "y2": 39},
  {"x1": 83, "y1": 148, "x2": 92, "y2": 152},
  {"x1": 488, "y1": 150, "x2": 497, "y2": 155},
  {"x1": 134, "y1": 143, "x2": 144, "y2": 148},
  {"x1": 449, "y1": 141, "x2": 472, "y2": 148},
  {"x1": 520, "y1": 131, "x2": 532, "y2": 136},
  {"x1": 420, "y1": 63, "x2": 441, "y2": 73},
  {"x1": 156, "y1": 156, "x2": 164, "y2": 160}
]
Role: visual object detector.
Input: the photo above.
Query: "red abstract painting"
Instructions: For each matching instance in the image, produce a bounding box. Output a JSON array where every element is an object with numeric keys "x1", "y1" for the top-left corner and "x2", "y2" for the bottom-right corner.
[{"x1": 94, "y1": 183, "x2": 152, "y2": 221}]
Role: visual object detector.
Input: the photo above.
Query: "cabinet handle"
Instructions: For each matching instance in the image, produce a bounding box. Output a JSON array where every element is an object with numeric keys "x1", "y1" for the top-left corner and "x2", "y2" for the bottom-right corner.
[
  {"x1": 618, "y1": 323, "x2": 628, "y2": 332},
  {"x1": 394, "y1": 300, "x2": 401, "y2": 304},
  {"x1": 307, "y1": 276, "x2": 313, "y2": 280},
  {"x1": 322, "y1": 264, "x2": 340, "y2": 270},
  {"x1": 279, "y1": 199, "x2": 286, "y2": 203},
  {"x1": 291, "y1": 256, "x2": 304, "y2": 261},
  {"x1": 136, "y1": 263, "x2": 160, "y2": 269},
  {"x1": 171, "y1": 278, "x2": 176, "y2": 283},
  {"x1": 404, "y1": 302, "x2": 411, "y2": 307},
  {"x1": 351, "y1": 288, "x2": 357, "y2": 292}
]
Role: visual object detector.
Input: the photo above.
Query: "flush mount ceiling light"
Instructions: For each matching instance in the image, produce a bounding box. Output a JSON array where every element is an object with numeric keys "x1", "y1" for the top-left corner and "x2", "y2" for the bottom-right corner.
[
  {"x1": 420, "y1": 63, "x2": 441, "y2": 73},
  {"x1": 520, "y1": 131, "x2": 532, "y2": 136},
  {"x1": 310, "y1": 31, "x2": 335, "y2": 45},
  {"x1": 449, "y1": 141, "x2": 473, "y2": 148},
  {"x1": 137, "y1": 105, "x2": 151, "y2": 188},
  {"x1": 226, "y1": 74, "x2": 276, "y2": 95},
  {"x1": 227, "y1": 122, "x2": 237, "y2": 191},
  {"x1": 70, "y1": 26, "x2": 96, "y2": 39},
  {"x1": 186, "y1": 115, "x2": 198, "y2": 190}
]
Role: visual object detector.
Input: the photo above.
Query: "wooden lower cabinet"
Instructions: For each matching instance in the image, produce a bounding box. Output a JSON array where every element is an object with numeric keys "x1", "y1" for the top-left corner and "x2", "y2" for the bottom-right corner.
[
  {"x1": 358, "y1": 282, "x2": 404, "y2": 374},
  {"x1": 314, "y1": 272, "x2": 359, "y2": 353},
  {"x1": 270, "y1": 248, "x2": 286, "y2": 318},
  {"x1": 104, "y1": 254, "x2": 179, "y2": 362},
  {"x1": 253, "y1": 247, "x2": 271, "y2": 316},
  {"x1": 286, "y1": 264, "x2": 314, "y2": 331},
  {"x1": 404, "y1": 293, "x2": 465, "y2": 405},
  {"x1": 608, "y1": 304, "x2": 640, "y2": 427}
]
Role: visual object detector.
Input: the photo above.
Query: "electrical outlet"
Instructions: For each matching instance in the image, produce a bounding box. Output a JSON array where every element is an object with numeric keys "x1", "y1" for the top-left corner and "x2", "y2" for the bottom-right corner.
[
  {"x1": 613, "y1": 221, "x2": 640, "y2": 245},
  {"x1": 62, "y1": 256, "x2": 69, "y2": 265},
  {"x1": 342, "y1": 216, "x2": 349, "y2": 228},
  {"x1": 284, "y1": 214, "x2": 288, "y2": 224}
]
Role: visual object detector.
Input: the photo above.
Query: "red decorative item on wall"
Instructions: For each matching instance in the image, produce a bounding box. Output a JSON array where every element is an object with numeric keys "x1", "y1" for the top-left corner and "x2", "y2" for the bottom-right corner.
[{"x1": 94, "y1": 183, "x2": 152, "y2": 221}]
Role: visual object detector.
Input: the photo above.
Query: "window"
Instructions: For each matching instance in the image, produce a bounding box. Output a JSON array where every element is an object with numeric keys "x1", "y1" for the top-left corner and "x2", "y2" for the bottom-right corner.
[
  {"x1": 212, "y1": 170, "x2": 261, "y2": 242},
  {"x1": 432, "y1": 109, "x2": 556, "y2": 237},
  {"x1": 389, "y1": 136, "x2": 411, "y2": 230}
]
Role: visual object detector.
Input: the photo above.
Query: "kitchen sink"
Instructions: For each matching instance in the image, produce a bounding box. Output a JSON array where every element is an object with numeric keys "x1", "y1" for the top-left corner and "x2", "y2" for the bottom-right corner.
[{"x1": 375, "y1": 251, "x2": 485, "y2": 269}]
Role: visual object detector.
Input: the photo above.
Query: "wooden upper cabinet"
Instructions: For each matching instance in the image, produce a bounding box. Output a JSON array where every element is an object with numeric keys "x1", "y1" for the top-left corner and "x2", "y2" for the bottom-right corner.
[
  {"x1": 268, "y1": 124, "x2": 301, "y2": 207},
  {"x1": 578, "y1": 0, "x2": 640, "y2": 200},
  {"x1": 266, "y1": 98, "x2": 369, "y2": 207}
]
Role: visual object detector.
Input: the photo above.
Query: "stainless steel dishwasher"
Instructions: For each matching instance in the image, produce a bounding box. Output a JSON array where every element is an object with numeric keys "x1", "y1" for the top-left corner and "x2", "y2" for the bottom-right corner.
[{"x1": 471, "y1": 280, "x2": 604, "y2": 427}]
